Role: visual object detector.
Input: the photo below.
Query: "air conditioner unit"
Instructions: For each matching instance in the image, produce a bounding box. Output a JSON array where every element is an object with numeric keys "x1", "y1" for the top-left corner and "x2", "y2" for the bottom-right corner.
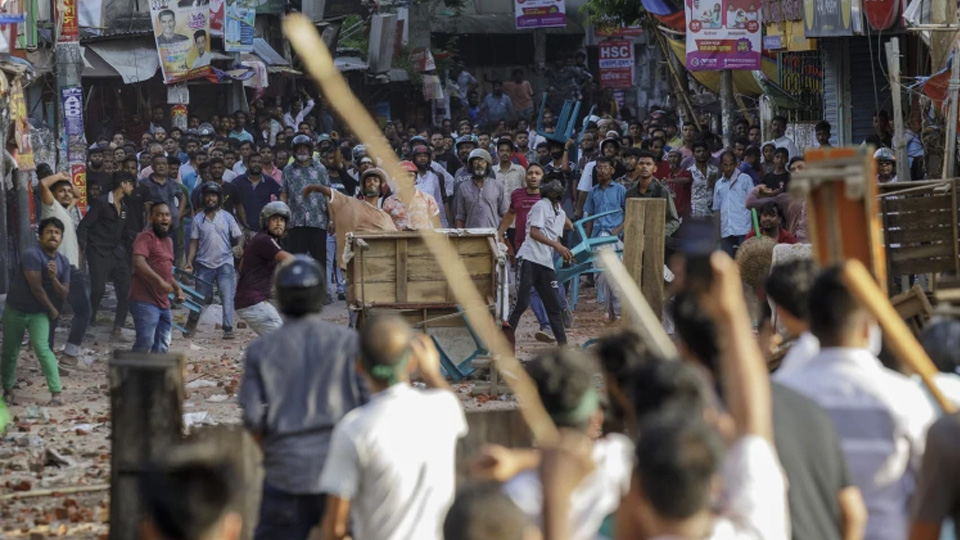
[{"x1": 368, "y1": 13, "x2": 397, "y2": 74}]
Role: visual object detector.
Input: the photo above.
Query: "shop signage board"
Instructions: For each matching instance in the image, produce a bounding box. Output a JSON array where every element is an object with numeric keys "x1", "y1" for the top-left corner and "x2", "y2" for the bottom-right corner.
[
  {"x1": 515, "y1": 0, "x2": 567, "y2": 29},
  {"x1": 599, "y1": 40, "x2": 635, "y2": 88},
  {"x1": 863, "y1": 0, "x2": 897, "y2": 30},
  {"x1": 803, "y1": 0, "x2": 858, "y2": 36}
]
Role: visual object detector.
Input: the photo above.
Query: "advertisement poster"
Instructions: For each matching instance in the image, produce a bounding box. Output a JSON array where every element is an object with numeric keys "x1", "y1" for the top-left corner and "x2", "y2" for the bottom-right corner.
[
  {"x1": 685, "y1": 0, "x2": 761, "y2": 70},
  {"x1": 150, "y1": 0, "x2": 212, "y2": 84},
  {"x1": 61, "y1": 86, "x2": 86, "y2": 209},
  {"x1": 598, "y1": 40, "x2": 635, "y2": 89},
  {"x1": 514, "y1": 0, "x2": 566, "y2": 29},
  {"x1": 224, "y1": 0, "x2": 254, "y2": 52},
  {"x1": 57, "y1": 0, "x2": 79, "y2": 42},
  {"x1": 803, "y1": 0, "x2": 857, "y2": 36},
  {"x1": 210, "y1": 0, "x2": 224, "y2": 32},
  {"x1": 11, "y1": 78, "x2": 33, "y2": 171}
]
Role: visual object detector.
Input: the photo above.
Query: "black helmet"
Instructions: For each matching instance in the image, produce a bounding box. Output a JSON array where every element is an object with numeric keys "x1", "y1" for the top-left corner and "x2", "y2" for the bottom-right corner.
[
  {"x1": 200, "y1": 182, "x2": 222, "y2": 206},
  {"x1": 275, "y1": 255, "x2": 326, "y2": 317},
  {"x1": 292, "y1": 134, "x2": 314, "y2": 150}
]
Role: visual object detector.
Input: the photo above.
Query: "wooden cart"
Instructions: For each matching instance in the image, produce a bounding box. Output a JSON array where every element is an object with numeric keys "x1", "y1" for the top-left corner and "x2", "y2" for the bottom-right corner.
[{"x1": 346, "y1": 230, "x2": 507, "y2": 382}]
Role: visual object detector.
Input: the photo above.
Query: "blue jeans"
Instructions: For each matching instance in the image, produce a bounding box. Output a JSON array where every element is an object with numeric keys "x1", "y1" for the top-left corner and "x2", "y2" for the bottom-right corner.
[
  {"x1": 326, "y1": 232, "x2": 345, "y2": 295},
  {"x1": 254, "y1": 482, "x2": 325, "y2": 540},
  {"x1": 195, "y1": 263, "x2": 236, "y2": 332},
  {"x1": 130, "y1": 301, "x2": 172, "y2": 353},
  {"x1": 531, "y1": 282, "x2": 569, "y2": 330}
]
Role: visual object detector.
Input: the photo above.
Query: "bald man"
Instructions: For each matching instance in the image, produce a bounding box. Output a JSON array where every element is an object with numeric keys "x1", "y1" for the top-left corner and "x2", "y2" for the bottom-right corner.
[{"x1": 319, "y1": 316, "x2": 468, "y2": 540}]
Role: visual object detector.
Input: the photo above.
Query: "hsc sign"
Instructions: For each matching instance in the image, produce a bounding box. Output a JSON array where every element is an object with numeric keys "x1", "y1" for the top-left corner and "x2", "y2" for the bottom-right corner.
[{"x1": 598, "y1": 40, "x2": 634, "y2": 89}]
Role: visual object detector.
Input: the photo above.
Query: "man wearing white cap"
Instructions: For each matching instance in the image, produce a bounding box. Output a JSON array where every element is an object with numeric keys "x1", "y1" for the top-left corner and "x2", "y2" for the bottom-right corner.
[{"x1": 875, "y1": 147, "x2": 897, "y2": 184}]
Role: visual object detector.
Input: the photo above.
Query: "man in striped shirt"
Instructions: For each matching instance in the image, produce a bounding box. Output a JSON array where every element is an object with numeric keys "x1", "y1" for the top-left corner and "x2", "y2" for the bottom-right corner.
[{"x1": 777, "y1": 267, "x2": 936, "y2": 540}]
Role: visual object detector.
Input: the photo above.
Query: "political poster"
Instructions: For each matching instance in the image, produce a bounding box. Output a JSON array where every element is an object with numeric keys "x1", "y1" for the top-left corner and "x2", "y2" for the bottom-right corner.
[
  {"x1": 598, "y1": 40, "x2": 635, "y2": 89},
  {"x1": 61, "y1": 86, "x2": 86, "y2": 209},
  {"x1": 514, "y1": 0, "x2": 566, "y2": 29},
  {"x1": 150, "y1": 0, "x2": 212, "y2": 84},
  {"x1": 57, "y1": 0, "x2": 79, "y2": 42},
  {"x1": 802, "y1": 0, "x2": 857, "y2": 36},
  {"x1": 10, "y1": 78, "x2": 34, "y2": 171},
  {"x1": 224, "y1": 0, "x2": 254, "y2": 52},
  {"x1": 685, "y1": 0, "x2": 761, "y2": 70}
]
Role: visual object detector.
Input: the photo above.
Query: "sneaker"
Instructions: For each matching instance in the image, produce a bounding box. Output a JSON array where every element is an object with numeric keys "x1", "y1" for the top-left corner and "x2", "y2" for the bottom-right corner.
[
  {"x1": 534, "y1": 330, "x2": 555, "y2": 343},
  {"x1": 111, "y1": 327, "x2": 123, "y2": 340},
  {"x1": 562, "y1": 308, "x2": 573, "y2": 329},
  {"x1": 59, "y1": 354, "x2": 79, "y2": 368},
  {"x1": 48, "y1": 395, "x2": 63, "y2": 407},
  {"x1": 337, "y1": 292, "x2": 346, "y2": 301},
  {"x1": 57, "y1": 362, "x2": 72, "y2": 376},
  {"x1": 223, "y1": 330, "x2": 235, "y2": 340}
]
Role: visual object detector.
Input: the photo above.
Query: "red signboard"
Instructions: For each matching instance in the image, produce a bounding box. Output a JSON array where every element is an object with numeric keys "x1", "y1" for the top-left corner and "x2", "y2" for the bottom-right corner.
[
  {"x1": 598, "y1": 40, "x2": 635, "y2": 89},
  {"x1": 863, "y1": 0, "x2": 897, "y2": 30},
  {"x1": 596, "y1": 24, "x2": 644, "y2": 37},
  {"x1": 72, "y1": 164, "x2": 87, "y2": 213},
  {"x1": 58, "y1": 0, "x2": 79, "y2": 42}
]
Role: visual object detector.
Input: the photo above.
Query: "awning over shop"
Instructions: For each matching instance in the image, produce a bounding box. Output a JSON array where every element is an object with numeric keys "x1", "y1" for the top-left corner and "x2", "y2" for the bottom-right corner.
[
  {"x1": 83, "y1": 39, "x2": 159, "y2": 84},
  {"x1": 335, "y1": 55, "x2": 369, "y2": 72},
  {"x1": 250, "y1": 38, "x2": 300, "y2": 74}
]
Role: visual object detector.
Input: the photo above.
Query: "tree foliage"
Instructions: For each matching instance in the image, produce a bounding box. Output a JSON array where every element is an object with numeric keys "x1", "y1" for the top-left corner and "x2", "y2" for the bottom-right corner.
[{"x1": 579, "y1": 0, "x2": 646, "y2": 27}]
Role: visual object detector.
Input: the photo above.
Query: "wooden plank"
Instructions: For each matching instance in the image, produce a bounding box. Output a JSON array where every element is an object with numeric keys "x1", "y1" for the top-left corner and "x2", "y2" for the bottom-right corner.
[
  {"x1": 883, "y1": 210, "x2": 957, "y2": 228},
  {"x1": 891, "y1": 257, "x2": 958, "y2": 275},
  {"x1": 408, "y1": 254, "x2": 492, "y2": 281},
  {"x1": 881, "y1": 195, "x2": 953, "y2": 212},
  {"x1": 884, "y1": 227, "x2": 955, "y2": 244},
  {"x1": 888, "y1": 243, "x2": 958, "y2": 262},
  {"x1": 640, "y1": 200, "x2": 666, "y2": 317},
  {"x1": 355, "y1": 256, "x2": 398, "y2": 283},
  {"x1": 110, "y1": 352, "x2": 185, "y2": 540},
  {"x1": 360, "y1": 278, "x2": 494, "y2": 304},
  {"x1": 396, "y1": 238, "x2": 408, "y2": 303},
  {"x1": 621, "y1": 199, "x2": 648, "y2": 326}
]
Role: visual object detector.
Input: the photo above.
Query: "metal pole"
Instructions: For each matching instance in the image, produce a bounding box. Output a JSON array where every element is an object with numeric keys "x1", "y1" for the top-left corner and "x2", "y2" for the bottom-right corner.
[
  {"x1": 886, "y1": 39, "x2": 909, "y2": 182},
  {"x1": 720, "y1": 69, "x2": 735, "y2": 148},
  {"x1": 943, "y1": 48, "x2": 960, "y2": 180},
  {"x1": 0, "y1": 102, "x2": 7, "y2": 293}
]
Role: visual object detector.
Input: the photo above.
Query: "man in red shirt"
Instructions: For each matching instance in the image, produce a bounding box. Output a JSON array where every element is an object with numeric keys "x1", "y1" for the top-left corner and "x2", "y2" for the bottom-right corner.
[
  {"x1": 744, "y1": 201, "x2": 798, "y2": 244},
  {"x1": 498, "y1": 163, "x2": 544, "y2": 258},
  {"x1": 129, "y1": 202, "x2": 184, "y2": 353},
  {"x1": 235, "y1": 202, "x2": 295, "y2": 336}
]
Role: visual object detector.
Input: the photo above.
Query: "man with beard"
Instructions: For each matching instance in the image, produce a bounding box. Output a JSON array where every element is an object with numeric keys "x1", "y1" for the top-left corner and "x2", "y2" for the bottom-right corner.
[
  {"x1": 713, "y1": 151, "x2": 754, "y2": 257},
  {"x1": 280, "y1": 135, "x2": 330, "y2": 268},
  {"x1": 744, "y1": 201, "x2": 797, "y2": 244},
  {"x1": 765, "y1": 115, "x2": 800, "y2": 160},
  {"x1": 576, "y1": 132, "x2": 599, "y2": 171},
  {"x1": 687, "y1": 140, "x2": 720, "y2": 219},
  {"x1": 235, "y1": 202, "x2": 295, "y2": 336},
  {"x1": 129, "y1": 201, "x2": 184, "y2": 353},
  {"x1": 411, "y1": 144, "x2": 449, "y2": 226},
  {"x1": 626, "y1": 150, "x2": 681, "y2": 240},
  {"x1": 235, "y1": 153, "x2": 281, "y2": 234},
  {"x1": 184, "y1": 183, "x2": 244, "y2": 340},
  {"x1": 38, "y1": 172, "x2": 90, "y2": 367},
  {"x1": 192, "y1": 158, "x2": 241, "y2": 220},
  {"x1": 2, "y1": 218, "x2": 71, "y2": 406},
  {"x1": 78, "y1": 173, "x2": 136, "y2": 339},
  {"x1": 452, "y1": 135, "x2": 479, "y2": 191},
  {"x1": 503, "y1": 179, "x2": 573, "y2": 348},
  {"x1": 86, "y1": 144, "x2": 111, "y2": 195},
  {"x1": 454, "y1": 149, "x2": 508, "y2": 230},
  {"x1": 178, "y1": 137, "x2": 203, "y2": 193}
]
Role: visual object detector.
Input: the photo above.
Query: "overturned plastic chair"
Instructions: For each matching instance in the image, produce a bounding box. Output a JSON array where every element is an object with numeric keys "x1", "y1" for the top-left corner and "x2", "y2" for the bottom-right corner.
[
  {"x1": 170, "y1": 267, "x2": 214, "y2": 335},
  {"x1": 535, "y1": 93, "x2": 593, "y2": 144},
  {"x1": 554, "y1": 209, "x2": 623, "y2": 311}
]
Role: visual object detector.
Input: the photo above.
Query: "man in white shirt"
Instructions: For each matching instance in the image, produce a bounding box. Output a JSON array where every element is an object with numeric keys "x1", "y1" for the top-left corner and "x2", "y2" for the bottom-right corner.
[
  {"x1": 764, "y1": 115, "x2": 800, "y2": 160},
  {"x1": 319, "y1": 316, "x2": 467, "y2": 540},
  {"x1": 777, "y1": 267, "x2": 937, "y2": 540},
  {"x1": 767, "y1": 259, "x2": 821, "y2": 379},
  {"x1": 494, "y1": 138, "x2": 526, "y2": 194},
  {"x1": 284, "y1": 91, "x2": 315, "y2": 130}
]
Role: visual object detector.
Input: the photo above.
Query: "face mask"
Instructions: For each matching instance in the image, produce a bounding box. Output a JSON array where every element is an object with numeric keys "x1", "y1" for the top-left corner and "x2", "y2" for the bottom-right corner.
[{"x1": 296, "y1": 153, "x2": 311, "y2": 163}]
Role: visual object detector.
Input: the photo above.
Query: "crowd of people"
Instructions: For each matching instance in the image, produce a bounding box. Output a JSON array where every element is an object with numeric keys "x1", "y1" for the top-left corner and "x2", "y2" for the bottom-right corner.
[{"x1": 2, "y1": 80, "x2": 956, "y2": 540}]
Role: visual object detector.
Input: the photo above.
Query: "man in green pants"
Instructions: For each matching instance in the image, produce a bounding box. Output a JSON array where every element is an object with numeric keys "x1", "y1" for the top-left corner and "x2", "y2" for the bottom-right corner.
[{"x1": 2, "y1": 217, "x2": 71, "y2": 406}]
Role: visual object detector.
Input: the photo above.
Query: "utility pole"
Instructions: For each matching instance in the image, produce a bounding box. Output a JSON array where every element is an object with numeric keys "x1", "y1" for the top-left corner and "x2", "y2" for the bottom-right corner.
[
  {"x1": 885, "y1": 38, "x2": 909, "y2": 183},
  {"x1": 720, "y1": 69, "x2": 735, "y2": 148},
  {"x1": 944, "y1": 46, "x2": 960, "y2": 180}
]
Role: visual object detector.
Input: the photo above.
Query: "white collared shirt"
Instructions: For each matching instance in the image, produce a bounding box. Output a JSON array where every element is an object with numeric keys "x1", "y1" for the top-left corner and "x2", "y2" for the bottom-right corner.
[
  {"x1": 777, "y1": 347, "x2": 936, "y2": 540},
  {"x1": 772, "y1": 332, "x2": 819, "y2": 381},
  {"x1": 765, "y1": 135, "x2": 800, "y2": 160}
]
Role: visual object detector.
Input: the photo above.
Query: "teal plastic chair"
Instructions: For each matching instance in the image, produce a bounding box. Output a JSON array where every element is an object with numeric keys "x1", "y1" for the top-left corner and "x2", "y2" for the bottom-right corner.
[
  {"x1": 169, "y1": 267, "x2": 214, "y2": 334},
  {"x1": 555, "y1": 209, "x2": 623, "y2": 310}
]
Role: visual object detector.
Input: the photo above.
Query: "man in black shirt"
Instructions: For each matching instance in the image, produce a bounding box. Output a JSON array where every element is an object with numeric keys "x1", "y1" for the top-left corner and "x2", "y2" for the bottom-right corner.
[{"x1": 78, "y1": 172, "x2": 135, "y2": 338}]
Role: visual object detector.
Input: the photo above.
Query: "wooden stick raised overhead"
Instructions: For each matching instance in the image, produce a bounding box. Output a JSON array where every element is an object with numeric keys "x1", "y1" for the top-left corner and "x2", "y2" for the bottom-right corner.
[
  {"x1": 282, "y1": 14, "x2": 558, "y2": 444},
  {"x1": 597, "y1": 250, "x2": 679, "y2": 361},
  {"x1": 841, "y1": 260, "x2": 957, "y2": 414}
]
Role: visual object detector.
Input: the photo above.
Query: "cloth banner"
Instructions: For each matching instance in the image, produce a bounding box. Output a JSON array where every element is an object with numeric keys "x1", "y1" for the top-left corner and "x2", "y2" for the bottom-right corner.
[
  {"x1": 685, "y1": 0, "x2": 761, "y2": 70},
  {"x1": 224, "y1": 0, "x2": 254, "y2": 52}
]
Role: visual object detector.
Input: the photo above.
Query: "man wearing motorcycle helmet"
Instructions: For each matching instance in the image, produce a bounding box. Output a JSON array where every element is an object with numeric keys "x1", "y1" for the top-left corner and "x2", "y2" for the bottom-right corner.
[{"x1": 235, "y1": 201, "x2": 295, "y2": 336}]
